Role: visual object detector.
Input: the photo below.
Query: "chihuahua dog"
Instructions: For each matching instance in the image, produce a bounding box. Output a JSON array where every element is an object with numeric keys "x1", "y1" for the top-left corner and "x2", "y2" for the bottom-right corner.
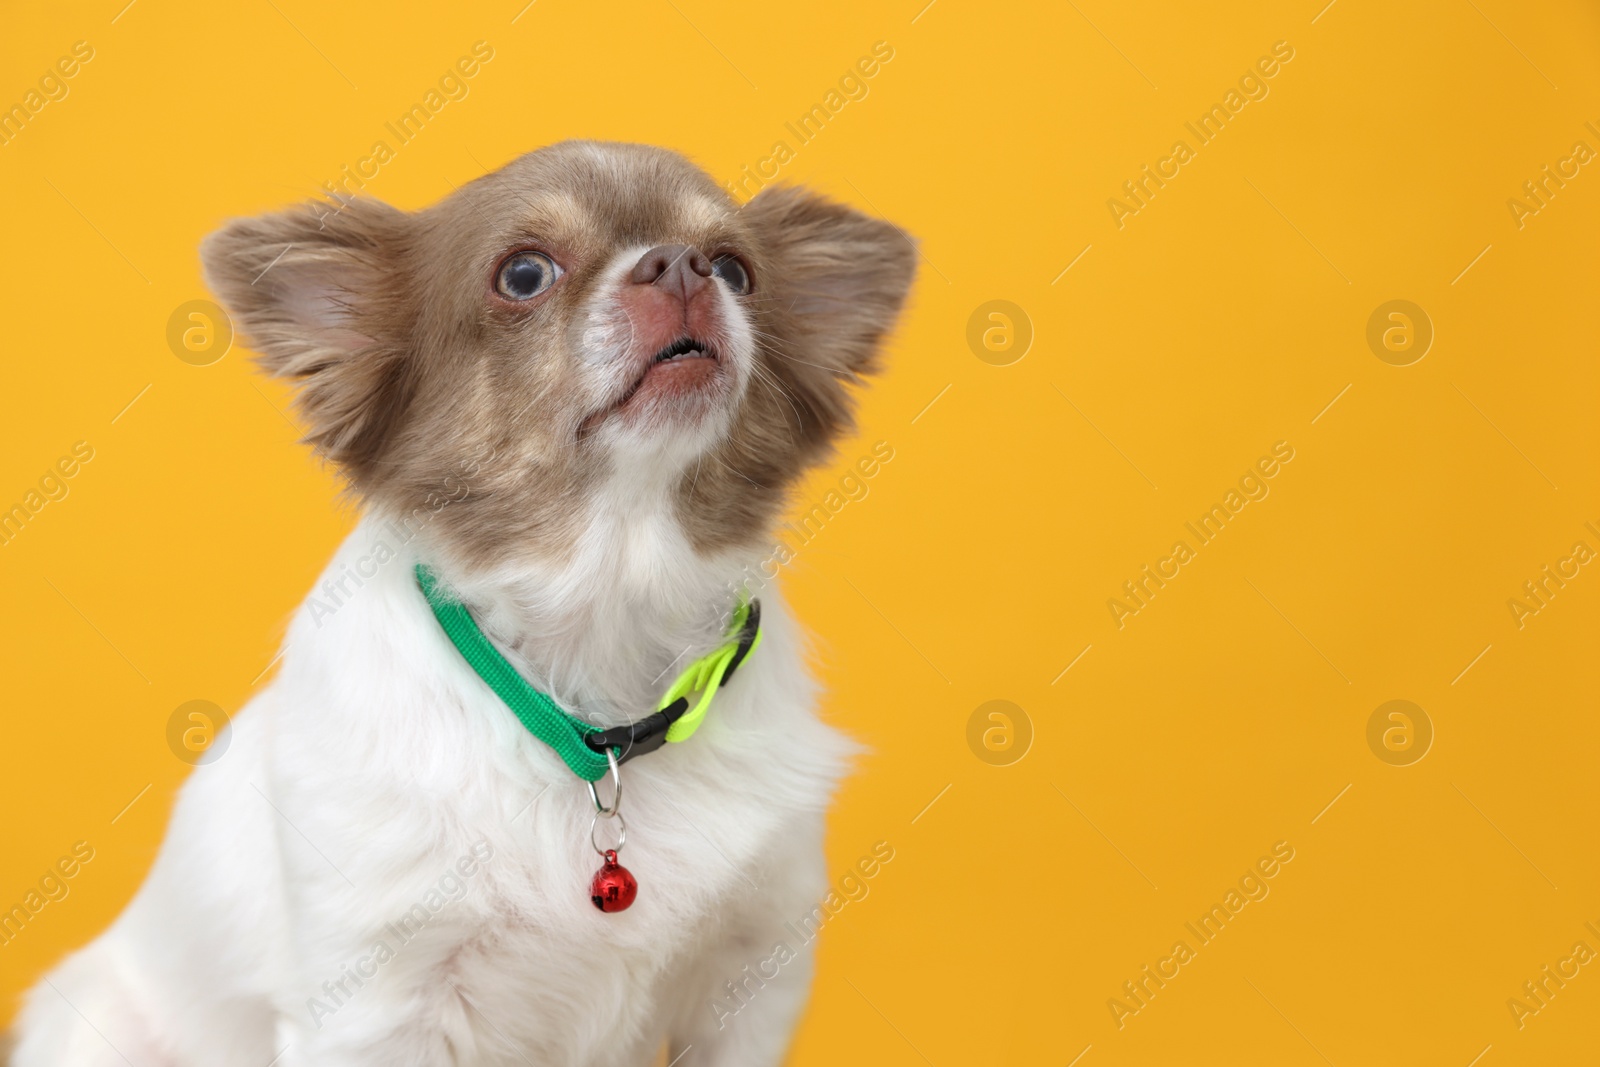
[{"x1": 9, "y1": 141, "x2": 914, "y2": 1066}]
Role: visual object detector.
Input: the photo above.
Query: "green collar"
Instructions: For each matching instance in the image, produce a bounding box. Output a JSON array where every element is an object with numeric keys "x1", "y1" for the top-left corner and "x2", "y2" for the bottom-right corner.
[{"x1": 415, "y1": 564, "x2": 762, "y2": 781}]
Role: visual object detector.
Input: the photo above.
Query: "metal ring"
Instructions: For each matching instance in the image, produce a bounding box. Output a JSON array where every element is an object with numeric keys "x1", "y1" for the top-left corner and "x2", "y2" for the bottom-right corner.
[
  {"x1": 590, "y1": 810, "x2": 627, "y2": 856},
  {"x1": 587, "y1": 749, "x2": 622, "y2": 816}
]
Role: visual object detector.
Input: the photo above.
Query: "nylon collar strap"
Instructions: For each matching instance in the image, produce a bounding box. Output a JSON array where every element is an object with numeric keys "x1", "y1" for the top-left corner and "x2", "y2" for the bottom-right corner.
[{"x1": 415, "y1": 564, "x2": 762, "y2": 782}]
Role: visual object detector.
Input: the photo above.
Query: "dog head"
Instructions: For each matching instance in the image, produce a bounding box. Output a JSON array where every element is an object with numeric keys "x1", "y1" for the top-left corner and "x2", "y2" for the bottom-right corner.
[{"x1": 201, "y1": 141, "x2": 916, "y2": 570}]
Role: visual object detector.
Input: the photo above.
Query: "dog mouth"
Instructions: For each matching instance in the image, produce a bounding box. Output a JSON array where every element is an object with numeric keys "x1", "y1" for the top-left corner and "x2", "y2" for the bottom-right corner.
[
  {"x1": 579, "y1": 336, "x2": 727, "y2": 436},
  {"x1": 648, "y1": 337, "x2": 716, "y2": 366},
  {"x1": 615, "y1": 336, "x2": 723, "y2": 407}
]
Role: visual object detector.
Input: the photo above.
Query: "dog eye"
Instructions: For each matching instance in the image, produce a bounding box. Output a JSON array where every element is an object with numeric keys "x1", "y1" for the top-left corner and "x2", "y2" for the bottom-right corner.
[
  {"x1": 495, "y1": 251, "x2": 561, "y2": 301},
  {"x1": 711, "y1": 254, "x2": 752, "y2": 295}
]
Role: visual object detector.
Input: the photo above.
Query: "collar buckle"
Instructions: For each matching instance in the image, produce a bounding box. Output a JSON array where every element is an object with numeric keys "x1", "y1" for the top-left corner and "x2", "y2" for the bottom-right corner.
[{"x1": 583, "y1": 697, "x2": 690, "y2": 764}]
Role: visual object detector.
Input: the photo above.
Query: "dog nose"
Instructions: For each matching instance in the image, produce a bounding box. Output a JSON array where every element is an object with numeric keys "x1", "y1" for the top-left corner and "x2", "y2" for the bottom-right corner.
[{"x1": 630, "y1": 244, "x2": 713, "y2": 302}]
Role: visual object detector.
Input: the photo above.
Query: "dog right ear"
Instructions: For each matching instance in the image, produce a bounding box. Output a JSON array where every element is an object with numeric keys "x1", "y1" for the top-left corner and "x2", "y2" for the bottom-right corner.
[{"x1": 200, "y1": 198, "x2": 414, "y2": 480}]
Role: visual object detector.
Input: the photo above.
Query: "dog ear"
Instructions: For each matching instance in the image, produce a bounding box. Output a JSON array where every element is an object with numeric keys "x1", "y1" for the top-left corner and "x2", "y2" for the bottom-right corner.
[
  {"x1": 741, "y1": 186, "x2": 917, "y2": 378},
  {"x1": 200, "y1": 198, "x2": 414, "y2": 480}
]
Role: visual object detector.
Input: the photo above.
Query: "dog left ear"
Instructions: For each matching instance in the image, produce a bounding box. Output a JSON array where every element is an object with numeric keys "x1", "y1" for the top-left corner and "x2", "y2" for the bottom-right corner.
[
  {"x1": 741, "y1": 185, "x2": 917, "y2": 379},
  {"x1": 200, "y1": 197, "x2": 414, "y2": 480}
]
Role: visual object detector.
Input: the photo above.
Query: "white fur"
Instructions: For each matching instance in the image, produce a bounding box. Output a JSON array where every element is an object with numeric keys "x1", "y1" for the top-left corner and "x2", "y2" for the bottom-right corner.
[{"x1": 12, "y1": 500, "x2": 854, "y2": 1065}]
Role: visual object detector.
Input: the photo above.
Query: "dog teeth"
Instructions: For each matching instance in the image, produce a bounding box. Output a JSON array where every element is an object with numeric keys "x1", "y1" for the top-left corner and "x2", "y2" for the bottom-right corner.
[{"x1": 655, "y1": 341, "x2": 705, "y2": 363}]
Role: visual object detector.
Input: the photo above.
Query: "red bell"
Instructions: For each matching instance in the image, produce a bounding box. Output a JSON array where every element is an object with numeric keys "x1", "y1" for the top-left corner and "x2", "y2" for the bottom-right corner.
[{"x1": 590, "y1": 850, "x2": 638, "y2": 912}]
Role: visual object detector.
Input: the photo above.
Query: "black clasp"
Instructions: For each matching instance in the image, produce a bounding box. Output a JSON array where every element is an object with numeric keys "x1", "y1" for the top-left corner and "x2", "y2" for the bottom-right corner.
[
  {"x1": 582, "y1": 599, "x2": 762, "y2": 766},
  {"x1": 584, "y1": 697, "x2": 689, "y2": 765}
]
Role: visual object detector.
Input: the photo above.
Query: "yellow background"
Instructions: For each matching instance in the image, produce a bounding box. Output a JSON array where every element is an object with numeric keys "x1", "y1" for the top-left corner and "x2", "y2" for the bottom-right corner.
[{"x1": 3, "y1": 1, "x2": 1598, "y2": 1063}]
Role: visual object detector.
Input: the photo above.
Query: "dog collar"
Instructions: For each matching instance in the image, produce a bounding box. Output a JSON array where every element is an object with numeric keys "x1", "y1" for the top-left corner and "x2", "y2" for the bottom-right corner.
[{"x1": 414, "y1": 564, "x2": 762, "y2": 782}]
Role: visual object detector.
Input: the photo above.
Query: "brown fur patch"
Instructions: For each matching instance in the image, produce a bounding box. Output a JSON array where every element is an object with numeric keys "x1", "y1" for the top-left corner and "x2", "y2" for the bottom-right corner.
[
  {"x1": 679, "y1": 185, "x2": 918, "y2": 553},
  {"x1": 200, "y1": 141, "x2": 917, "y2": 570}
]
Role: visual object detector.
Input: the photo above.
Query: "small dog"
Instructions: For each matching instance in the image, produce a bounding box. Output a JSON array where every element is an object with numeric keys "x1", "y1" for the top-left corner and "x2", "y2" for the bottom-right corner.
[{"x1": 10, "y1": 141, "x2": 915, "y2": 1066}]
